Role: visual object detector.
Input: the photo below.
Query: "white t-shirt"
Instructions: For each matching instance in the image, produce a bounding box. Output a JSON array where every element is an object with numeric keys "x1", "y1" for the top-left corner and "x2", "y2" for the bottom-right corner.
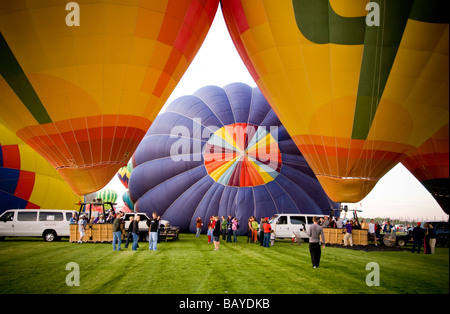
[{"x1": 368, "y1": 222, "x2": 375, "y2": 233}]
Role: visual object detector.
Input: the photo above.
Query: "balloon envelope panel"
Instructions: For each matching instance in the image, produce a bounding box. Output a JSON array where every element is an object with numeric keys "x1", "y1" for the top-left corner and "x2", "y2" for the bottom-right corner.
[
  {"x1": 0, "y1": 0, "x2": 219, "y2": 195},
  {"x1": 129, "y1": 83, "x2": 339, "y2": 234},
  {"x1": 0, "y1": 124, "x2": 81, "y2": 214},
  {"x1": 402, "y1": 124, "x2": 449, "y2": 214},
  {"x1": 221, "y1": 0, "x2": 449, "y2": 202}
]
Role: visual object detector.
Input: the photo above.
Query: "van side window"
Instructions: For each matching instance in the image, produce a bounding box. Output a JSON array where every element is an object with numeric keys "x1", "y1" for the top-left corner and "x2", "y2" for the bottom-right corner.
[
  {"x1": 39, "y1": 212, "x2": 63, "y2": 221},
  {"x1": 17, "y1": 212, "x2": 37, "y2": 221},
  {"x1": 307, "y1": 216, "x2": 314, "y2": 224},
  {"x1": 277, "y1": 216, "x2": 287, "y2": 224},
  {"x1": 290, "y1": 216, "x2": 306, "y2": 225},
  {"x1": 65, "y1": 213, "x2": 73, "y2": 221}
]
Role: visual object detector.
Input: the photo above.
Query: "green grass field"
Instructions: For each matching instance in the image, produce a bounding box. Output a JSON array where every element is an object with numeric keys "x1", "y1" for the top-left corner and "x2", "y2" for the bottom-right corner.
[{"x1": 0, "y1": 234, "x2": 448, "y2": 294}]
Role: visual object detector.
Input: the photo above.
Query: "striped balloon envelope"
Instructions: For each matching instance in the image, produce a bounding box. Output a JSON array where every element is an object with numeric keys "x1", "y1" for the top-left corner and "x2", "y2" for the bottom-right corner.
[
  {"x1": 402, "y1": 124, "x2": 449, "y2": 214},
  {"x1": 129, "y1": 83, "x2": 339, "y2": 234},
  {"x1": 0, "y1": 123, "x2": 81, "y2": 214},
  {"x1": 221, "y1": 0, "x2": 449, "y2": 203},
  {"x1": 0, "y1": 0, "x2": 219, "y2": 195},
  {"x1": 204, "y1": 123, "x2": 282, "y2": 187}
]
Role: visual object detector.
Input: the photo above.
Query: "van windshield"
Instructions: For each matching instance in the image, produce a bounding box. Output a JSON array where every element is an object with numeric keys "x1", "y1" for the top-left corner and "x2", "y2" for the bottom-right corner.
[{"x1": 0, "y1": 212, "x2": 14, "y2": 222}]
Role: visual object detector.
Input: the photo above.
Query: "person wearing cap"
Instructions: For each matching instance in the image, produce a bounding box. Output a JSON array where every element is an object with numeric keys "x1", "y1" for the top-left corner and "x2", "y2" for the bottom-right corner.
[{"x1": 411, "y1": 222, "x2": 424, "y2": 253}]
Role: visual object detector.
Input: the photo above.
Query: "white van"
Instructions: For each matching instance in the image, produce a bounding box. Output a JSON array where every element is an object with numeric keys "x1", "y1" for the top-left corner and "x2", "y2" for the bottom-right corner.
[
  {"x1": 269, "y1": 214, "x2": 325, "y2": 241},
  {"x1": 0, "y1": 209, "x2": 77, "y2": 242}
]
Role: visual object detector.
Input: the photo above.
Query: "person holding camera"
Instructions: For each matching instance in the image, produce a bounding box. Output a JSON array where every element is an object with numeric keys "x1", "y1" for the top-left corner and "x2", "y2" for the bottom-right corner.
[{"x1": 305, "y1": 216, "x2": 325, "y2": 268}]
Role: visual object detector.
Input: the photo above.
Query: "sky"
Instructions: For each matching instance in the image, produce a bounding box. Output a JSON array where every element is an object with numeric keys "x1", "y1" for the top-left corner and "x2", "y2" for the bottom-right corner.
[{"x1": 106, "y1": 6, "x2": 448, "y2": 222}]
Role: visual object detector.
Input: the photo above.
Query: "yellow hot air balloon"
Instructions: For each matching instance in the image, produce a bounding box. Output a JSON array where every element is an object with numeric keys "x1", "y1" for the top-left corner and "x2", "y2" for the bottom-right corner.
[
  {"x1": 0, "y1": 123, "x2": 81, "y2": 213},
  {"x1": 221, "y1": 0, "x2": 449, "y2": 202},
  {"x1": 0, "y1": 0, "x2": 219, "y2": 195}
]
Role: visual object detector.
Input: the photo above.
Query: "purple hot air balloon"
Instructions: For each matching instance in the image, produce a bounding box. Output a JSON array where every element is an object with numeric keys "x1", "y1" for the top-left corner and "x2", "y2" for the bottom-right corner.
[{"x1": 129, "y1": 83, "x2": 339, "y2": 235}]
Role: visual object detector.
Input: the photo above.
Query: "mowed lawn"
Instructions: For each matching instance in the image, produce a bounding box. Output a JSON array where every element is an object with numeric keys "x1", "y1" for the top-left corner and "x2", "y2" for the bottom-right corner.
[{"x1": 0, "y1": 233, "x2": 448, "y2": 294}]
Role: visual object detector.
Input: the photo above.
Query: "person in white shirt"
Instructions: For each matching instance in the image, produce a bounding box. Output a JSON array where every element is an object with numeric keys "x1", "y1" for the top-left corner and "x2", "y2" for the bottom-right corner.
[{"x1": 368, "y1": 219, "x2": 377, "y2": 246}]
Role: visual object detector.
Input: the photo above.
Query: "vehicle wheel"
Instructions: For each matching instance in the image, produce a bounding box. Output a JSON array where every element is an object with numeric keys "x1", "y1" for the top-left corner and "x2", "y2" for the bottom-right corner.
[
  {"x1": 397, "y1": 238, "x2": 406, "y2": 247},
  {"x1": 43, "y1": 231, "x2": 57, "y2": 242}
]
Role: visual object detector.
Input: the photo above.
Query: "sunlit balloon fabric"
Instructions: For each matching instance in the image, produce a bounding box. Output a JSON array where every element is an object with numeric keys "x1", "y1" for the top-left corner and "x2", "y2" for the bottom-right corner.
[
  {"x1": 129, "y1": 83, "x2": 339, "y2": 234},
  {"x1": 0, "y1": 0, "x2": 219, "y2": 195},
  {"x1": 0, "y1": 124, "x2": 81, "y2": 214},
  {"x1": 204, "y1": 123, "x2": 282, "y2": 187},
  {"x1": 221, "y1": 0, "x2": 449, "y2": 202},
  {"x1": 402, "y1": 124, "x2": 449, "y2": 214}
]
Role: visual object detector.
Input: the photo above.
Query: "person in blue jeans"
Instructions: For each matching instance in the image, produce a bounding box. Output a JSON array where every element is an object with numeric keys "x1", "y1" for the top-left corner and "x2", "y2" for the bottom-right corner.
[
  {"x1": 263, "y1": 218, "x2": 272, "y2": 248},
  {"x1": 131, "y1": 215, "x2": 140, "y2": 251},
  {"x1": 147, "y1": 212, "x2": 160, "y2": 251},
  {"x1": 112, "y1": 211, "x2": 123, "y2": 251}
]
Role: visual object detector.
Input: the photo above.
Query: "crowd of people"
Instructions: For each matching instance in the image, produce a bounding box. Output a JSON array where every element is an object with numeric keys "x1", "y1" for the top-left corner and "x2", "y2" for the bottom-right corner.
[
  {"x1": 196, "y1": 215, "x2": 276, "y2": 250},
  {"x1": 73, "y1": 208, "x2": 440, "y2": 256},
  {"x1": 72, "y1": 210, "x2": 162, "y2": 252}
]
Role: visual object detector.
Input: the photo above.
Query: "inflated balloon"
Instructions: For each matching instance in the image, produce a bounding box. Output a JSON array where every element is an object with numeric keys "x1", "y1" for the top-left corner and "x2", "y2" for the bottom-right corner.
[
  {"x1": 117, "y1": 159, "x2": 133, "y2": 189},
  {"x1": 222, "y1": 0, "x2": 449, "y2": 202},
  {"x1": 0, "y1": 0, "x2": 219, "y2": 195},
  {"x1": 122, "y1": 190, "x2": 134, "y2": 212},
  {"x1": 0, "y1": 124, "x2": 81, "y2": 214},
  {"x1": 129, "y1": 83, "x2": 339, "y2": 234},
  {"x1": 97, "y1": 188, "x2": 117, "y2": 204},
  {"x1": 402, "y1": 124, "x2": 449, "y2": 214}
]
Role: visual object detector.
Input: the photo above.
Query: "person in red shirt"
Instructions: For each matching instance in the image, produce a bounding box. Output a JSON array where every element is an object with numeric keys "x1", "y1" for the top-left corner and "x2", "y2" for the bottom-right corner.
[
  {"x1": 196, "y1": 217, "x2": 203, "y2": 237},
  {"x1": 263, "y1": 218, "x2": 272, "y2": 248}
]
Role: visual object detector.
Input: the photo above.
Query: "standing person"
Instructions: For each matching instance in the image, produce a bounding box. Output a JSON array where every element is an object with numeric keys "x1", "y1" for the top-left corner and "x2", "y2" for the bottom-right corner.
[
  {"x1": 336, "y1": 217, "x2": 343, "y2": 229},
  {"x1": 343, "y1": 220, "x2": 353, "y2": 247},
  {"x1": 251, "y1": 216, "x2": 259, "y2": 243},
  {"x1": 77, "y1": 214, "x2": 87, "y2": 244},
  {"x1": 221, "y1": 216, "x2": 227, "y2": 241},
  {"x1": 428, "y1": 223, "x2": 437, "y2": 254},
  {"x1": 270, "y1": 230, "x2": 276, "y2": 246},
  {"x1": 305, "y1": 216, "x2": 326, "y2": 268},
  {"x1": 361, "y1": 219, "x2": 368, "y2": 230},
  {"x1": 226, "y1": 216, "x2": 233, "y2": 243},
  {"x1": 423, "y1": 223, "x2": 431, "y2": 254},
  {"x1": 247, "y1": 218, "x2": 253, "y2": 243},
  {"x1": 263, "y1": 218, "x2": 272, "y2": 248},
  {"x1": 195, "y1": 217, "x2": 203, "y2": 237},
  {"x1": 112, "y1": 211, "x2": 123, "y2": 251},
  {"x1": 411, "y1": 222, "x2": 424, "y2": 253},
  {"x1": 147, "y1": 212, "x2": 160, "y2": 251},
  {"x1": 322, "y1": 216, "x2": 330, "y2": 228},
  {"x1": 124, "y1": 215, "x2": 134, "y2": 249},
  {"x1": 212, "y1": 216, "x2": 221, "y2": 250},
  {"x1": 368, "y1": 219, "x2": 377, "y2": 246},
  {"x1": 131, "y1": 215, "x2": 140, "y2": 251},
  {"x1": 259, "y1": 217, "x2": 265, "y2": 246},
  {"x1": 232, "y1": 217, "x2": 239, "y2": 242},
  {"x1": 383, "y1": 220, "x2": 394, "y2": 234},
  {"x1": 207, "y1": 216, "x2": 213, "y2": 244}
]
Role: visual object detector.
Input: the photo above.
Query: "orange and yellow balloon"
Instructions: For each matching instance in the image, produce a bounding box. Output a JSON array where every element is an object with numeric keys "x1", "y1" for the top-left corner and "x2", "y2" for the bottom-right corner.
[
  {"x1": 222, "y1": 0, "x2": 449, "y2": 202},
  {"x1": 0, "y1": 0, "x2": 219, "y2": 195}
]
